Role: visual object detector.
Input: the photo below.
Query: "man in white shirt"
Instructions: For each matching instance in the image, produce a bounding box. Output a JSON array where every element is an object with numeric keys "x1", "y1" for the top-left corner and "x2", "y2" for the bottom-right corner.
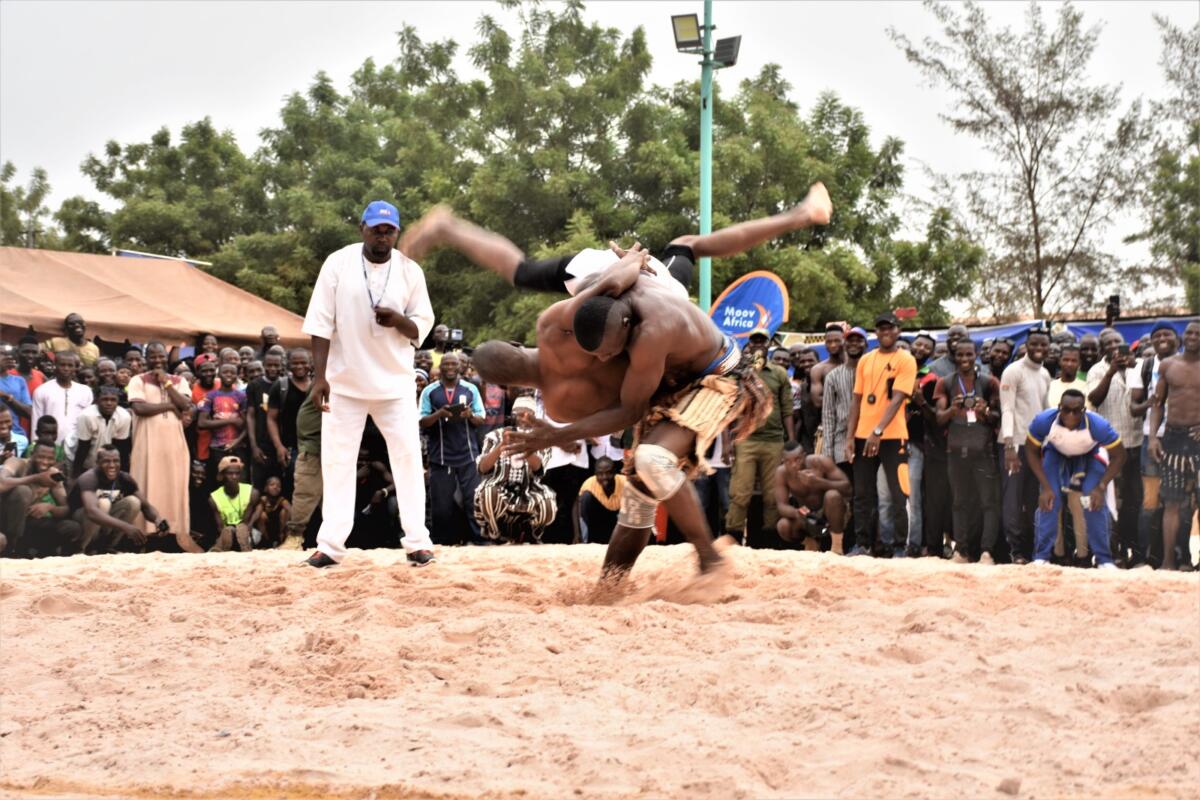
[
  {"x1": 1127, "y1": 322, "x2": 1181, "y2": 567},
  {"x1": 69, "y1": 386, "x2": 133, "y2": 474},
  {"x1": 999, "y1": 328, "x2": 1052, "y2": 563},
  {"x1": 31, "y1": 352, "x2": 93, "y2": 448},
  {"x1": 302, "y1": 200, "x2": 437, "y2": 567}
]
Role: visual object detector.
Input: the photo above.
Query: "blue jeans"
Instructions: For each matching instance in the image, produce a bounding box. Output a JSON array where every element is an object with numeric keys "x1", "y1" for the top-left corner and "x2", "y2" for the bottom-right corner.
[
  {"x1": 1033, "y1": 449, "x2": 1113, "y2": 565},
  {"x1": 878, "y1": 444, "x2": 924, "y2": 551}
]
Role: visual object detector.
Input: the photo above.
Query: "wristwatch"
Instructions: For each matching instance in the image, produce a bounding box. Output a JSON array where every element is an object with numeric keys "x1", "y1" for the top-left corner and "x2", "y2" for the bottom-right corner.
[{"x1": 872, "y1": 426, "x2": 884, "y2": 437}]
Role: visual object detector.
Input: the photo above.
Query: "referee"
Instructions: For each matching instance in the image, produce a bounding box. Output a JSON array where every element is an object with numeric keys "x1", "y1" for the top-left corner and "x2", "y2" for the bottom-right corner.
[{"x1": 301, "y1": 200, "x2": 436, "y2": 567}]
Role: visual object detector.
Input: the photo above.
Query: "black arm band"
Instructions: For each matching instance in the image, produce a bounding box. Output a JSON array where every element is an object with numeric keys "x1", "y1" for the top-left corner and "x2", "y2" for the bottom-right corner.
[{"x1": 513, "y1": 255, "x2": 575, "y2": 294}]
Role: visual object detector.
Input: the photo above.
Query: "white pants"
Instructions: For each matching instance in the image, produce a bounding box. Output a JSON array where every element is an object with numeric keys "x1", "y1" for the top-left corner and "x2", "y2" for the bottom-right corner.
[{"x1": 316, "y1": 392, "x2": 432, "y2": 561}]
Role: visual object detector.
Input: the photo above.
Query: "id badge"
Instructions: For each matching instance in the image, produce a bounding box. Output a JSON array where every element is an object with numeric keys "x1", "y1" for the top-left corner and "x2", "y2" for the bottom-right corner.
[{"x1": 966, "y1": 409, "x2": 977, "y2": 424}]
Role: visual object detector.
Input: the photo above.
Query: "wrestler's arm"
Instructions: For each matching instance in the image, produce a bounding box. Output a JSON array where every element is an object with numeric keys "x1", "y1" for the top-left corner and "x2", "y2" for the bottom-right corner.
[{"x1": 560, "y1": 249, "x2": 649, "y2": 323}]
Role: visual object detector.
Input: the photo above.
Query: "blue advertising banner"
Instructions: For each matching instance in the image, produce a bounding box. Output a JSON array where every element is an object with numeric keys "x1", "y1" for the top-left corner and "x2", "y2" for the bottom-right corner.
[{"x1": 708, "y1": 271, "x2": 790, "y2": 340}]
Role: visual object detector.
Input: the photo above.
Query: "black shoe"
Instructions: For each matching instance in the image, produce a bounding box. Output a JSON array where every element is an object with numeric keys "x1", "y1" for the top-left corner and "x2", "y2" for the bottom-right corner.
[
  {"x1": 407, "y1": 549, "x2": 436, "y2": 567},
  {"x1": 303, "y1": 551, "x2": 337, "y2": 569},
  {"x1": 904, "y1": 544, "x2": 922, "y2": 559}
]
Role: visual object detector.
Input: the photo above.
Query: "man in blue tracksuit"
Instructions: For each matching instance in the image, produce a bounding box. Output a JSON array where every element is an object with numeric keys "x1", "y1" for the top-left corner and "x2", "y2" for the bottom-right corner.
[{"x1": 1024, "y1": 389, "x2": 1126, "y2": 568}]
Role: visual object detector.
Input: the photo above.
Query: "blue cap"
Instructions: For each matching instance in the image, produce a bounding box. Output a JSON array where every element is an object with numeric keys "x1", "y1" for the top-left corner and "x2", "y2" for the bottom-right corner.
[
  {"x1": 361, "y1": 200, "x2": 400, "y2": 229},
  {"x1": 1150, "y1": 320, "x2": 1175, "y2": 336},
  {"x1": 846, "y1": 326, "x2": 868, "y2": 339}
]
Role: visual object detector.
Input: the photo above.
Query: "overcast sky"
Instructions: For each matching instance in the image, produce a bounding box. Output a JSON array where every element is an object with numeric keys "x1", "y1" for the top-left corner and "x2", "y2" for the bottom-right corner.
[{"x1": 2, "y1": 0, "x2": 1196, "y2": 266}]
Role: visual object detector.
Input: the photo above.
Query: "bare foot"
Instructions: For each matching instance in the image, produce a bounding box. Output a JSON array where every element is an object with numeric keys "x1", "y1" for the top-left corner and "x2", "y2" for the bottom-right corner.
[
  {"x1": 398, "y1": 204, "x2": 454, "y2": 260},
  {"x1": 793, "y1": 182, "x2": 832, "y2": 227}
]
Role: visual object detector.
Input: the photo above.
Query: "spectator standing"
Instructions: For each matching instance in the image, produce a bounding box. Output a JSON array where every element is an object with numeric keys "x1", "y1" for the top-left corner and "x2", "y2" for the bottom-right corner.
[
  {"x1": 200, "y1": 363, "x2": 248, "y2": 484},
  {"x1": 190, "y1": 356, "x2": 220, "y2": 463},
  {"x1": 187, "y1": 461, "x2": 219, "y2": 551},
  {"x1": 69, "y1": 386, "x2": 132, "y2": 474},
  {"x1": 30, "y1": 352, "x2": 92, "y2": 448},
  {"x1": 845, "y1": 313, "x2": 917, "y2": 556},
  {"x1": 267, "y1": 349, "x2": 313, "y2": 498},
  {"x1": 1078, "y1": 334, "x2": 1102, "y2": 375},
  {"x1": 1026, "y1": 391, "x2": 1125, "y2": 568},
  {"x1": 301, "y1": 200, "x2": 436, "y2": 567},
  {"x1": 982, "y1": 337, "x2": 1014, "y2": 382},
  {"x1": 1128, "y1": 322, "x2": 1180, "y2": 567},
  {"x1": 284, "y1": 393, "x2": 323, "y2": 548},
  {"x1": 42, "y1": 313, "x2": 100, "y2": 367},
  {"x1": 0, "y1": 344, "x2": 33, "y2": 439},
  {"x1": 246, "y1": 351, "x2": 284, "y2": 490},
  {"x1": 575, "y1": 456, "x2": 626, "y2": 545},
  {"x1": 474, "y1": 395, "x2": 556, "y2": 543},
  {"x1": 257, "y1": 326, "x2": 280, "y2": 360},
  {"x1": 1146, "y1": 320, "x2": 1200, "y2": 571},
  {"x1": 420, "y1": 351, "x2": 486, "y2": 545},
  {"x1": 820, "y1": 326, "x2": 867, "y2": 518},
  {"x1": 725, "y1": 328, "x2": 794, "y2": 544},
  {"x1": 13, "y1": 333, "x2": 46, "y2": 434},
  {"x1": 1046, "y1": 345, "x2": 1089, "y2": 408},
  {"x1": 0, "y1": 407, "x2": 29, "y2": 462},
  {"x1": 1086, "y1": 330, "x2": 1143, "y2": 565},
  {"x1": 808, "y1": 323, "x2": 846, "y2": 413},
  {"x1": 999, "y1": 328, "x2": 1052, "y2": 563},
  {"x1": 928, "y1": 324, "x2": 970, "y2": 379},
  {"x1": 935, "y1": 340, "x2": 1002, "y2": 563},
  {"x1": 790, "y1": 346, "x2": 819, "y2": 452},
  {"x1": 127, "y1": 342, "x2": 192, "y2": 540}
]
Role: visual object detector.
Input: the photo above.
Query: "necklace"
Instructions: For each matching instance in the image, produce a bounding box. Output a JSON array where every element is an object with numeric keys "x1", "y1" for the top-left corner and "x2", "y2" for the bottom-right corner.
[
  {"x1": 361, "y1": 250, "x2": 392, "y2": 309},
  {"x1": 863, "y1": 351, "x2": 897, "y2": 405}
]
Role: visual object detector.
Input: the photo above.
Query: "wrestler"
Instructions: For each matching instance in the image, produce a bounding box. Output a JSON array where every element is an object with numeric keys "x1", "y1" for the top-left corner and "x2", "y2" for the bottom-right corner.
[
  {"x1": 774, "y1": 440, "x2": 851, "y2": 553},
  {"x1": 1146, "y1": 320, "x2": 1200, "y2": 570}
]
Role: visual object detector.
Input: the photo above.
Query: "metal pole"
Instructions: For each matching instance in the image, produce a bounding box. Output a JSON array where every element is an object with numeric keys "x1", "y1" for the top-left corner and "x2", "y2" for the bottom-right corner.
[{"x1": 698, "y1": 0, "x2": 714, "y2": 312}]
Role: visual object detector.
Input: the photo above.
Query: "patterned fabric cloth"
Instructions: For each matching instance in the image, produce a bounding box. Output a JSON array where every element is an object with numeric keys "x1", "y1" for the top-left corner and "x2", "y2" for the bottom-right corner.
[
  {"x1": 473, "y1": 427, "x2": 556, "y2": 543},
  {"x1": 820, "y1": 362, "x2": 855, "y2": 462}
]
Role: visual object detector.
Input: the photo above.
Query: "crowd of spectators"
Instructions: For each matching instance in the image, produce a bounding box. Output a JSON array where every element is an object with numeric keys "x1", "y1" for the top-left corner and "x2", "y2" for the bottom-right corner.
[{"x1": 1, "y1": 311, "x2": 1196, "y2": 571}]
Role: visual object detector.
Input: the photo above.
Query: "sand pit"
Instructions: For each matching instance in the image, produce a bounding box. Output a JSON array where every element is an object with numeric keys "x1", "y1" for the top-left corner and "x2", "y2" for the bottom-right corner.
[{"x1": 1, "y1": 544, "x2": 1198, "y2": 799}]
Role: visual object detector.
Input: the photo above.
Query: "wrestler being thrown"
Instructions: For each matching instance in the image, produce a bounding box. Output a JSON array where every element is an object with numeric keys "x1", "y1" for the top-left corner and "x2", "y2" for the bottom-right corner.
[{"x1": 401, "y1": 184, "x2": 833, "y2": 581}]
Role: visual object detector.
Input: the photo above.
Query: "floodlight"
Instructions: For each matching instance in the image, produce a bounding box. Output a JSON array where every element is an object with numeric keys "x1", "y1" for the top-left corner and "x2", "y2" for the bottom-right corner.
[
  {"x1": 714, "y1": 35, "x2": 741, "y2": 67},
  {"x1": 672, "y1": 14, "x2": 702, "y2": 50}
]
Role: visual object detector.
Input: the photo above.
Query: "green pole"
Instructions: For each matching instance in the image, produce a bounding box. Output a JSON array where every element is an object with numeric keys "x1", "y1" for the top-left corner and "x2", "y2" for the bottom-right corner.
[{"x1": 698, "y1": 0, "x2": 714, "y2": 312}]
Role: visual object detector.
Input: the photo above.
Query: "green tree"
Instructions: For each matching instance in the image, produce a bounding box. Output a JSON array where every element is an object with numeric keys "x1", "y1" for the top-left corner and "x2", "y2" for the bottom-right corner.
[
  {"x1": 0, "y1": 162, "x2": 53, "y2": 247},
  {"x1": 890, "y1": 0, "x2": 1147, "y2": 319}
]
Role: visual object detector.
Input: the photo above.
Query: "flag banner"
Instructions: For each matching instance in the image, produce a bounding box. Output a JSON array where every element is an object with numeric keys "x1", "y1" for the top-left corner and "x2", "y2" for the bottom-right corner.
[{"x1": 708, "y1": 271, "x2": 790, "y2": 340}]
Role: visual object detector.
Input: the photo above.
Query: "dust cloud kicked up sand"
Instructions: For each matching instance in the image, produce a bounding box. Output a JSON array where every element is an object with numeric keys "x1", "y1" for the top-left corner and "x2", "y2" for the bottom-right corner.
[{"x1": 2, "y1": 545, "x2": 1197, "y2": 799}]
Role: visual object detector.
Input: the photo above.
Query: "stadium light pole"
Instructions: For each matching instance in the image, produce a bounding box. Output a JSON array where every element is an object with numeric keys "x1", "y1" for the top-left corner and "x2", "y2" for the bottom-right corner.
[{"x1": 671, "y1": 2, "x2": 740, "y2": 312}]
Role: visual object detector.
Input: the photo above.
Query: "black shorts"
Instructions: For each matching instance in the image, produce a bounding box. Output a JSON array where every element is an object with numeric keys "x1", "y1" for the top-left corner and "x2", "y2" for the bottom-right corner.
[
  {"x1": 1160, "y1": 425, "x2": 1200, "y2": 504},
  {"x1": 513, "y1": 244, "x2": 696, "y2": 294},
  {"x1": 788, "y1": 496, "x2": 826, "y2": 537}
]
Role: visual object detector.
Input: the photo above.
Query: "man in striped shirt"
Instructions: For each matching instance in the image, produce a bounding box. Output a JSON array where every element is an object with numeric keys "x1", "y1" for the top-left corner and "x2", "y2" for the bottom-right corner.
[
  {"x1": 999, "y1": 328, "x2": 1052, "y2": 563},
  {"x1": 1086, "y1": 329, "x2": 1142, "y2": 564},
  {"x1": 820, "y1": 327, "x2": 867, "y2": 552}
]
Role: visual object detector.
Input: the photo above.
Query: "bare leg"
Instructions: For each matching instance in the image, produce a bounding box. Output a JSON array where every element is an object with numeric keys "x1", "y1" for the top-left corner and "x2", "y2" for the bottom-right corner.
[
  {"x1": 600, "y1": 524, "x2": 652, "y2": 581},
  {"x1": 399, "y1": 205, "x2": 525, "y2": 282},
  {"x1": 644, "y1": 422, "x2": 723, "y2": 571},
  {"x1": 674, "y1": 182, "x2": 832, "y2": 258},
  {"x1": 776, "y1": 517, "x2": 798, "y2": 543},
  {"x1": 1161, "y1": 502, "x2": 1181, "y2": 570}
]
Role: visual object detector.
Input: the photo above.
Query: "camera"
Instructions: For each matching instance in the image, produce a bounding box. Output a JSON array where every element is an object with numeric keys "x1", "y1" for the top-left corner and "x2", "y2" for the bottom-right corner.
[
  {"x1": 156, "y1": 519, "x2": 171, "y2": 535},
  {"x1": 450, "y1": 328, "x2": 464, "y2": 343},
  {"x1": 962, "y1": 395, "x2": 977, "y2": 410}
]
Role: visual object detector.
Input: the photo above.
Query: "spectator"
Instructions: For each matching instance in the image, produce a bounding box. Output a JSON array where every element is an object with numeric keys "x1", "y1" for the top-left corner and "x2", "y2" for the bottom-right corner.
[
  {"x1": 428, "y1": 324, "x2": 458, "y2": 371},
  {"x1": 0, "y1": 441, "x2": 82, "y2": 555},
  {"x1": 932, "y1": 340, "x2": 949, "y2": 360},
  {"x1": 1078, "y1": 334, "x2": 1101, "y2": 375},
  {"x1": 25, "y1": 416, "x2": 63, "y2": 462},
  {"x1": 187, "y1": 460, "x2": 219, "y2": 551},
  {"x1": 94, "y1": 359, "x2": 128, "y2": 407},
  {"x1": 474, "y1": 395, "x2": 556, "y2": 543},
  {"x1": 284, "y1": 392, "x2": 323, "y2": 549},
  {"x1": 934, "y1": 339, "x2": 1002, "y2": 564},
  {"x1": 790, "y1": 346, "x2": 819, "y2": 453},
  {"x1": 415, "y1": 368, "x2": 429, "y2": 396},
  {"x1": 928, "y1": 323, "x2": 970, "y2": 379},
  {"x1": 43, "y1": 313, "x2": 100, "y2": 367},
  {"x1": 207, "y1": 455, "x2": 259, "y2": 552},
  {"x1": 237, "y1": 346, "x2": 255, "y2": 380},
  {"x1": 1146, "y1": 320, "x2": 1200, "y2": 571},
  {"x1": 267, "y1": 348, "x2": 313, "y2": 498},
  {"x1": 0, "y1": 407, "x2": 29, "y2": 462},
  {"x1": 77, "y1": 365, "x2": 97, "y2": 391},
  {"x1": 983, "y1": 337, "x2": 1014, "y2": 381},
  {"x1": 69, "y1": 386, "x2": 132, "y2": 474},
  {"x1": 725, "y1": 328, "x2": 793, "y2": 544},
  {"x1": 0, "y1": 343, "x2": 33, "y2": 439},
  {"x1": 420, "y1": 351, "x2": 486, "y2": 545},
  {"x1": 808, "y1": 323, "x2": 846, "y2": 412},
  {"x1": 195, "y1": 333, "x2": 220, "y2": 359},
  {"x1": 1026, "y1": 390, "x2": 1125, "y2": 568},
  {"x1": 250, "y1": 476, "x2": 290, "y2": 549},
  {"x1": 246, "y1": 351, "x2": 284, "y2": 490},
  {"x1": 1086, "y1": 329, "x2": 1142, "y2": 566},
  {"x1": 115, "y1": 365, "x2": 132, "y2": 390},
  {"x1": 199, "y1": 363, "x2": 248, "y2": 485},
  {"x1": 244, "y1": 360, "x2": 264, "y2": 384},
  {"x1": 1043, "y1": 342, "x2": 1062, "y2": 380},
  {"x1": 123, "y1": 348, "x2": 145, "y2": 376},
  {"x1": 191, "y1": 356, "x2": 220, "y2": 463},
  {"x1": 774, "y1": 440, "x2": 852, "y2": 553},
  {"x1": 820, "y1": 326, "x2": 867, "y2": 550},
  {"x1": 257, "y1": 326, "x2": 280, "y2": 360},
  {"x1": 575, "y1": 456, "x2": 626, "y2": 545},
  {"x1": 999, "y1": 328, "x2": 1052, "y2": 563},
  {"x1": 415, "y1": 350, "x2": 434, "y2": 377},
  {"x1": 894, "y1": 332, "x2": 937, "y2": 557},
  {"x1": 845, "y1": 313, "x2": 918, "y2": 557},
  {"x1": 349, "y1": 446, "x2": 399, "y2": 549},
  {"x1": 478, "y1": 372, "x2": 509, "y2": 442},
  {"x1": 127, "y1": 342, "x2": 192, "y2": 541},
  {"x1": 13, "y1": 332, "x2": 46, "y2": 433},
  {"x1": 1128, "y1": 322, "x2": 1180, "y2": 568},
  {"x1": 1047, "y1": 345, "x2": 1088, "y2": 407},
  {"x1": 31, "y1": 352, "x2": 92, "y2": 448}
]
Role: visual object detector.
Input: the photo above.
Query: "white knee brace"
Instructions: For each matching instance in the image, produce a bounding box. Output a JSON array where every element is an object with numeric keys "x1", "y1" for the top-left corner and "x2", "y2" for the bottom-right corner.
[{"x1": 633, "y1": 443, "x2": 686, "y2": 501}]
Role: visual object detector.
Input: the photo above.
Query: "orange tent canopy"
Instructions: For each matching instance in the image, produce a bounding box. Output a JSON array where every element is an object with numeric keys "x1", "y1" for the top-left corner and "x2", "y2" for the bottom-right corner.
[{"x1": 0, "y1": 247, "x2": 306, "y2": 347}]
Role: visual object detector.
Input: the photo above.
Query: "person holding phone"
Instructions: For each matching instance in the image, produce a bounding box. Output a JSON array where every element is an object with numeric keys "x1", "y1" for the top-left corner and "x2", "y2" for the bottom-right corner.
[
  {"x1": 419, "y1": 351, "x2": 486, "y2": 545},
  {"x1": 1086, "y1": 329, "x2": 1143, "y2": 565},
  {"x1": 0, "y1": 441, "x2": 84, "y2": 555}
]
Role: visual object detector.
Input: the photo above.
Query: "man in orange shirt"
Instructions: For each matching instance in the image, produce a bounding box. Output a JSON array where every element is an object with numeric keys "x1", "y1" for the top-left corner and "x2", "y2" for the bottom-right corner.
[{"x1": 845, "y1": 312, "x2": 918, "y2": 556}]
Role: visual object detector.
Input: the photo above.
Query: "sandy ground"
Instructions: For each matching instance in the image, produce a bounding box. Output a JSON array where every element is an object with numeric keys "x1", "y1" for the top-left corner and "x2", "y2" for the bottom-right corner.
[{"x1": 1, "y1": 543, "x2": 1198, "y2": 800}]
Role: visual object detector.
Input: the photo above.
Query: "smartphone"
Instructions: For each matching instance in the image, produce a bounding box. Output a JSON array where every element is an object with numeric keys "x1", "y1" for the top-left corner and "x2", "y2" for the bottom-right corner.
[
  {"x1": 51, "y1": 472, "x2": 66, "y2": 483},
  {"x1": 445, "y1": 402, "x2": 466, "y2": 415},
  {"x1": 1116, "y1": 344, "x2": 1131, "y2": 358}
]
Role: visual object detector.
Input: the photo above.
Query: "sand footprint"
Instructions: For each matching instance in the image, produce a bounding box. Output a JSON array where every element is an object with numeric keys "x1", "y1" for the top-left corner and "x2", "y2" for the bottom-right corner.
[{"x1": 33, "y1": 594, "x2": 94, "y2": 616}]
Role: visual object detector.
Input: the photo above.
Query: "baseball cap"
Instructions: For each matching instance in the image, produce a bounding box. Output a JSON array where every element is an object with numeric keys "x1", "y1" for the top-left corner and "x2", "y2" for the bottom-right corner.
[
  {"x1": 874, "y1": 311, "x2": 900, "y2": 328},
  {"x1": 217, "y1": 455, "x2": 244, "y2": 475},
  {"x1": 361, "y1": 200, "x2": 400, "y2": 229},
  {"x1": 512, "y1": 396, "x2": 537, "y2": 414},
  {"x1": 748, "y1": 326, "x2": 772, "y2": 340},
  {"x1": 846, "y1": 326, "x2": 868, "y2": 340},
  {"x1": 193, "y1": 353, "x2": 217, "y2": 367},
  {"x1": 1150, "y1": 320, "x2": 1176, "y2": 336}
]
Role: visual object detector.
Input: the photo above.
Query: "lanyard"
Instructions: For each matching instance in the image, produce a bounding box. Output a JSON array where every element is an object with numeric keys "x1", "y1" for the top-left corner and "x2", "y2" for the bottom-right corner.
[
  {"x1": 361, "y1": 251, "x2": 392, "y2": 309},
  {"x1": 956, "y1": 372, "x2": 975, "y2": 398}
]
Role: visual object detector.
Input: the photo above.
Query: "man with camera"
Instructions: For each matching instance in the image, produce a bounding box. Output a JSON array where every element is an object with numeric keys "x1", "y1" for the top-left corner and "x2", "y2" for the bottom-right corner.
[
  {"x1": 0, "y1": 440, "x2": 83, "y2": 555},
  {"x1": 419, "y1": 351, "x2": 486, "y2": 545},
  {"x1": 1086, "y1": 329, "x2": 1142, "y2": 565}
]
